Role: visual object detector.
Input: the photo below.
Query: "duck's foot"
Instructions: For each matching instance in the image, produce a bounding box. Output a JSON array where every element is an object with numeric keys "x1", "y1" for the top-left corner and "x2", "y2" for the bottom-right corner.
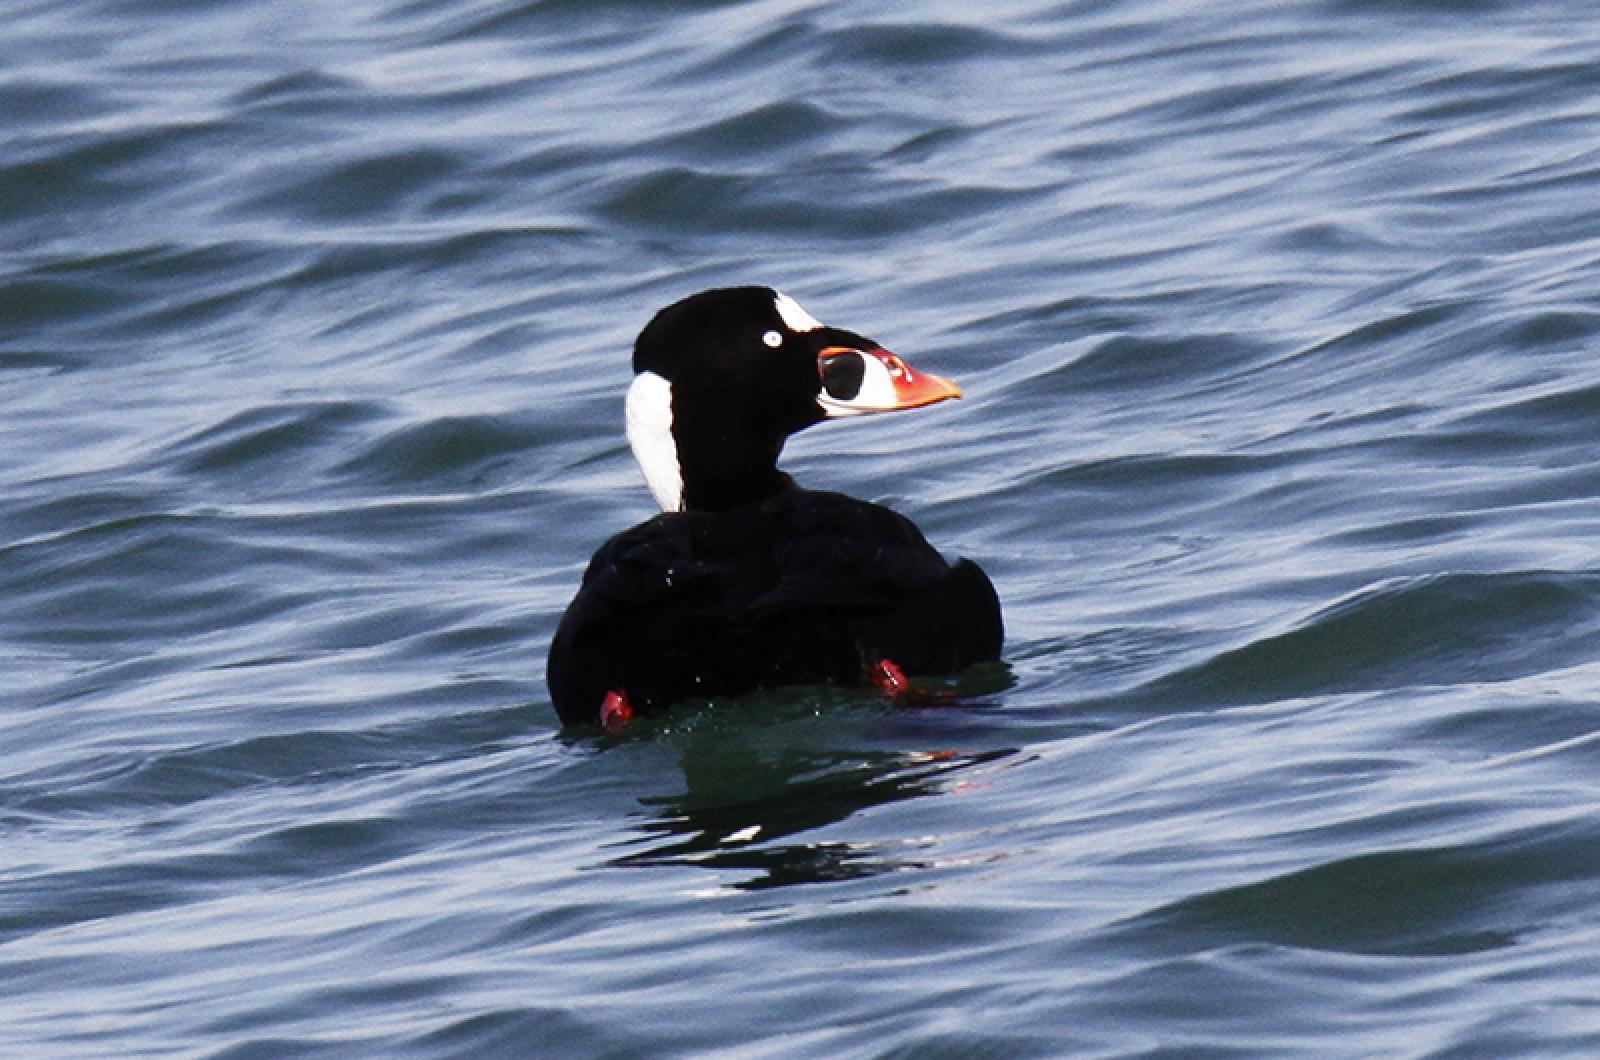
[
  {"x1": 867, "y1": 658, "x2": 959, "y2": 706},
  {"x1": 869, "y1": 658, "x2": 911, "y2": 696},
  {"x1": 600, "y1": 689, "x2": 635, "y2": 732}
]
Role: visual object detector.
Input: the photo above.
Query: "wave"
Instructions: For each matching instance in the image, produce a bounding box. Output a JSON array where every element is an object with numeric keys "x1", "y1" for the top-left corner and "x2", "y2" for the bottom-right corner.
[
  {"x1": 1114, "y1": 814, "x2": 1600, "y2": 957},
  {"x1": 1133, "y1": 570, "x2": 1600, "y2": 710}
]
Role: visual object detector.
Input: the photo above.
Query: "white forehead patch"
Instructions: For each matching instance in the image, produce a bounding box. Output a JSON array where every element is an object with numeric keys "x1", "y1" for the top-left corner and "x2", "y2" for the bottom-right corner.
[{"x1": 772, "y1": 290, "x2": 823, "y2": 333}]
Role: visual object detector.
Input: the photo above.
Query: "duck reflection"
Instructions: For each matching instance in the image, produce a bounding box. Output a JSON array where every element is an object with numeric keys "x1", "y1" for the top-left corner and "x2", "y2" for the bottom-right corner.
[{"x1": 607, "y1": 693, "x2": 1015, "y2": 889}]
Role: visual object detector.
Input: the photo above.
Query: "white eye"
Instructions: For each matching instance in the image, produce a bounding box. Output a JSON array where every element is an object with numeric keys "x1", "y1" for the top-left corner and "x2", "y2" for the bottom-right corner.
[{"x1": 762, "y1": 330, "x2": 784, "y2": 348}]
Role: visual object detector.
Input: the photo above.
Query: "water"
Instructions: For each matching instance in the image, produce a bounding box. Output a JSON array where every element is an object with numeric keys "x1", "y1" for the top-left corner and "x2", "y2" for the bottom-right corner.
[{"x1": 6, "y1": 0, "x2": 1600, "y2": 1054}]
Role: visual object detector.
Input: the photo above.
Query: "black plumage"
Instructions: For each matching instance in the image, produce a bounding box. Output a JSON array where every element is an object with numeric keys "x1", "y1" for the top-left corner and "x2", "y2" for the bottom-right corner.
[{"x1": 546, "y1": 287, "x2": 1002, "y2": 727}]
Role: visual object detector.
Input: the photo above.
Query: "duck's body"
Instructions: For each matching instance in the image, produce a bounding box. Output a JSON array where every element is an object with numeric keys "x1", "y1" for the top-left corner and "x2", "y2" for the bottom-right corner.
[
  {"x1": 549, "y1": 488, "x2": 1001, "y2": 723},
  {"x1": 547, "y1": 287, "x2": 1002, "y2": 728}
]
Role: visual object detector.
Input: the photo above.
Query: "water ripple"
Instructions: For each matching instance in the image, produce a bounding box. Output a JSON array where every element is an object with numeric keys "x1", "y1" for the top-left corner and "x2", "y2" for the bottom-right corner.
[
  {"x1": 1142, "y1": 570, "x2": 1600, "y2": 709},
  {"x1": 8, "y1": 0, "x2": 1600, "y2": 1054},
  {"x1": 1125, "y1": 814, "x2": 1600, "y2": 957}
]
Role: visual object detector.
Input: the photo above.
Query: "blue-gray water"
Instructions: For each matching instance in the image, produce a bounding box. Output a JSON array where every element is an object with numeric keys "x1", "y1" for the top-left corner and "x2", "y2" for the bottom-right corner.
[{"x1": 6, "y1": 0, "x2": 1600, "y2": 1055}]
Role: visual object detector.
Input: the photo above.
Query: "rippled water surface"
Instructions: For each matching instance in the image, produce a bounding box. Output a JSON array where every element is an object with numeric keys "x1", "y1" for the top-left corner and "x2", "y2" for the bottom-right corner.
[{"x1": 7, "y1": 0, "x2": 1600, "y2": 1055}]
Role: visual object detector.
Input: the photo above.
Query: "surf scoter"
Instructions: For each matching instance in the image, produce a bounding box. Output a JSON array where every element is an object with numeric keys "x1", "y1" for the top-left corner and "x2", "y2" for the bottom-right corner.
[{"x1": 547, "y1": 286, "x2": 1002, "y2": 728}]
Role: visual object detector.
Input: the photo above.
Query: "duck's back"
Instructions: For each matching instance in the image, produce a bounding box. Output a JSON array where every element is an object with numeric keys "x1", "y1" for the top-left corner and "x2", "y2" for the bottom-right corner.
[{"x1": 547, "y1": 490, "x2": 1001, "y2": 725}]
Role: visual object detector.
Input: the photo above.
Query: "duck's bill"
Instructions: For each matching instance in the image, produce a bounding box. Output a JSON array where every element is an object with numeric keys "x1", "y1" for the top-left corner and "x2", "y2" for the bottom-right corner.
[{"x1": 816, "y1": 346, "x2": 963, "y2": 418}]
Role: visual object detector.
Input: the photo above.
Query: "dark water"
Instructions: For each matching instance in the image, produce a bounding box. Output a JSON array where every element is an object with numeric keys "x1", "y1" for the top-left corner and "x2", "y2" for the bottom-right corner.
[{"x1": 7, "y1": 0, "x2": 1600, "y2": 1054}]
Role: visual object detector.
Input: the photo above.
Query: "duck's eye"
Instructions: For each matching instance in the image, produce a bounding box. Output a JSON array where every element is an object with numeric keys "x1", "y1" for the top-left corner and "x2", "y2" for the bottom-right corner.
[{"x1": 762, "y1": 330, "x2": 784, "y2": 348}]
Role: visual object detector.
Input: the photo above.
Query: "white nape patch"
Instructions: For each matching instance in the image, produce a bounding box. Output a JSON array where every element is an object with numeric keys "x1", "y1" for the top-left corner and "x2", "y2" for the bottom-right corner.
[
  {"x1": 625, "y1": 371, "x2": 684, "y2": 512},
  {"x1": 818, "y1": 351, "x2": 900, "y2": 418},
  {"x1": 772, "y1": 290, "x2": 823, "y2": 333}
]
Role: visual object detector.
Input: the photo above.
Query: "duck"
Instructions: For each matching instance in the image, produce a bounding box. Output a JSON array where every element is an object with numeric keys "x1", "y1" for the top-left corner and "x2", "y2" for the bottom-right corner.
[{"x1": 546, "y1": 286, "x2": 1002, "y2": 728}]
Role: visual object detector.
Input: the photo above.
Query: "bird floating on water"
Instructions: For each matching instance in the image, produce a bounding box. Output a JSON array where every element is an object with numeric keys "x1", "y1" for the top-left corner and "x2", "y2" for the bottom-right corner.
[{"x1": 546, "y1": 286, "x2": 1002, "y2": 728}]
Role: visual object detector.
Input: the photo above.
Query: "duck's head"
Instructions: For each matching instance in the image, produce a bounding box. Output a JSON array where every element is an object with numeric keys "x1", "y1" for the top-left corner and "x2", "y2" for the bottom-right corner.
[{"x1": 625, "y1": 286, "x2": 962, "y2": 512}]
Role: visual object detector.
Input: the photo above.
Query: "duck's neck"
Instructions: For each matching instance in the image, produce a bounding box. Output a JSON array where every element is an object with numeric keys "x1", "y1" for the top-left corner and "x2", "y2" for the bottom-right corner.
[
  {"x1": 680, "y1": 452, "x2": 795, "y2": 512},
  {"x1": 626, "y1": 371, "x2": 799, "y2": 513}
]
